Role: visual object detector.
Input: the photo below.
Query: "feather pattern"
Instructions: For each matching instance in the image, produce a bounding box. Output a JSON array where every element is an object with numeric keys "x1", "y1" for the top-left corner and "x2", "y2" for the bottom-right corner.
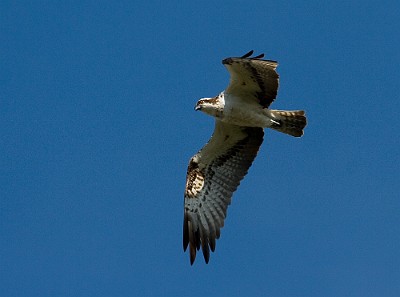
[
  {"x1": 183, "y1": 121, "x2": 263, "y2": 264},
  {"x1": 223, "y1": 51, "x2": 279, "y2": 108}
]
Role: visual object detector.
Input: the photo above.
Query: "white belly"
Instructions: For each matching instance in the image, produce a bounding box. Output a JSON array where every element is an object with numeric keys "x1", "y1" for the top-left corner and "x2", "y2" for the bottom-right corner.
[{"x1": 221, "y1": 104, "x2": 274, "y2": 128}]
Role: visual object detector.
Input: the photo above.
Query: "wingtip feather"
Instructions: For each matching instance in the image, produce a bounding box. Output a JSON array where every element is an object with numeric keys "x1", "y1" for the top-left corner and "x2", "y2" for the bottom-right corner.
[
  {"x1": 190, "y1": 245, "x2": 196, "y2": 265},
  {"x1": 183, "y1": 213, "x2": 189, "y2": 251},
  {"x1": 253, "y1": 53, "x2": 265, "y2": 59},
  {"x1": 241, "y1": 50, "x2": 254, "y2": 58},
  {"x1": 202, "y1": 238, "x2": 210, "y2": 264}
]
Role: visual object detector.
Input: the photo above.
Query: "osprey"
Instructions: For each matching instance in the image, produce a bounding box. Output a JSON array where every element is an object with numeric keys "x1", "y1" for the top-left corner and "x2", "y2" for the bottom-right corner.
[{"x1": 183, "y1": 50, "x2": 307, "y2": 265}]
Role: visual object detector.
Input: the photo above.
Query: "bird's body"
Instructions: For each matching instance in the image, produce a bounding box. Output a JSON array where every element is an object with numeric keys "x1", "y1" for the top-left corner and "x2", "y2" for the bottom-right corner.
[
  {"x1": 198, "y1": 91, "x2": 283, "y2": 128},
  {"x1": 183, "y1": 50, "x2": 307, "y2": 264}
]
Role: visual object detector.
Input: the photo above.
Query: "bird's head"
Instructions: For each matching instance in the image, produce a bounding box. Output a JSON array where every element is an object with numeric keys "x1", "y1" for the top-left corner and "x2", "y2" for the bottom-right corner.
[{"x1": 194, "y1": 93, "x2": 224, "y2": 117}]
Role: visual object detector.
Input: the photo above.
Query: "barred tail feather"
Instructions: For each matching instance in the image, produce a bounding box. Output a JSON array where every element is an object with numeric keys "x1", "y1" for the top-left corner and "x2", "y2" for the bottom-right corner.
[{"x1": 270, "y1": 110, "x2": 307, "y2": 137}]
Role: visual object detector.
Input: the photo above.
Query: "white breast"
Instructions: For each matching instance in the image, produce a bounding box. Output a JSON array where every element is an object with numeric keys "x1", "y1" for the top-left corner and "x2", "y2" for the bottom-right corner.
[{"x1": 222, "y1": 93, "x2": 272, "y2": 128}]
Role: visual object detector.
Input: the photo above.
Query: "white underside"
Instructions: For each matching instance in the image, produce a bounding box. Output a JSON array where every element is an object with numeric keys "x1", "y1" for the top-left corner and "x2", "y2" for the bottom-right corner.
[{"x1": 221, "y1": 98, "x2": 276, "y2": 128}]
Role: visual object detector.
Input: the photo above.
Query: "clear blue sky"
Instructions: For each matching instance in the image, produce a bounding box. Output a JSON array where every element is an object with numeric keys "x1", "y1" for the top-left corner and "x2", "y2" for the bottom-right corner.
[{"x1": 1, "y1": 1, "x2": 399, "y2": 296}]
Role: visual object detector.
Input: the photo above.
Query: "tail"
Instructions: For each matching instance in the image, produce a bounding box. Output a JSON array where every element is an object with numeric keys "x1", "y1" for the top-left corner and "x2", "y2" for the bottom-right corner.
[{"x1": 270, "y1": 110, "x2": 307, "y2": 137}]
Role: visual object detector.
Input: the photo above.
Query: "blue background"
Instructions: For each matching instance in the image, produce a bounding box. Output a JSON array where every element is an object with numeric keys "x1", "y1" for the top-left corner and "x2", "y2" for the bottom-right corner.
[{"x1": 2, "y1": 1, "x2": 399, "y2": 296}]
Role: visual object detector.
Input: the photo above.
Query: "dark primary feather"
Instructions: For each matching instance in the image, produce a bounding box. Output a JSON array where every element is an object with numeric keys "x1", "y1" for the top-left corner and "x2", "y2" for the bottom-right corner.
[
  {"x1": 240, "y1": 50, "x2": 265, "y2": 60},
  {"x1": 223, "y1": 51, "x2": 279, "y2": 108},
  {"x1": 240, "y1": 50, "x2": 254, "y2": 58},
  {"x1": 183, "y1": 122, "x2": 263, "y2": 264}
]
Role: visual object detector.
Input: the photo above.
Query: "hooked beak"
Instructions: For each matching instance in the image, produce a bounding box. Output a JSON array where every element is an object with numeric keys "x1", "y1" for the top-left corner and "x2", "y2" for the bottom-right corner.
[{"x1": 194, "y1": 105, "x2": 201, "y2": 111}]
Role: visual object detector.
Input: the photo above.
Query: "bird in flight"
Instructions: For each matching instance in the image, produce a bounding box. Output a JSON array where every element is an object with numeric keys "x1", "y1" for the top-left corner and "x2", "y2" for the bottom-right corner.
[{"x1": 183, "y1": 50, "x2": 307, "y2": 265}]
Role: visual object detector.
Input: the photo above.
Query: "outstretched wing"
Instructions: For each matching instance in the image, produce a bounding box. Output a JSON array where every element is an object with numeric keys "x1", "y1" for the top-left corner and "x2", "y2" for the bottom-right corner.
[
  {"x1": 223, "y1": 50, "x2": 279, "y2": 108},
  {"x1": 183, "y1": 121, "x2": 263, "y2": 264}
]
